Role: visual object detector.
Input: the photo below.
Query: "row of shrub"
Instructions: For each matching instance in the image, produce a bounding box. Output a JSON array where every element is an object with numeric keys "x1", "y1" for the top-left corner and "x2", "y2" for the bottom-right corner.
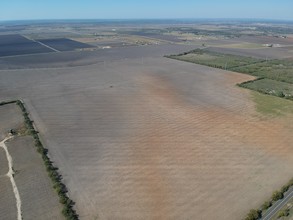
[
  {"x1": 0, "y1": 100, "x2": 18, "y2": 106},
  {"x1": 4, "y1": 100, "x2": 78, "y2": 220},
  {"x1": 244, "y1": 178, "x2": 293, "y2": 220},
  {"x1": 237, "y1": 77, "x2": 265, "y2": 86}
]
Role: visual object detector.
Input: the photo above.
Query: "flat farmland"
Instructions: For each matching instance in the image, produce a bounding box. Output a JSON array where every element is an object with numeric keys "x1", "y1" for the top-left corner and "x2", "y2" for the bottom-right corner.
[
  {"x1": 0, "y1": 44, "x2": 192, "y2": 69},
  {"x1": 0, "y1": 34, "x2": 53, "y2": 57},
  {"x1": 198, "y1": 33, "x2": 293, "y2": 59},
  {"x1": 6, "y1": 136, "x2": 64, "y2": 220},
  {"x1": 0, "y1": 103, "x2": 63, "y2": 219},
  {"x1": 121, "y1": 31, "x2": 183, "y2": 42},
  {"x1": 89, "y1": 41, "x2": 136, "y2": 48},
  {"x1": 0, "y1": 178, "x2": 17, "y2": 220},
  {"x1": 0, "y1": 103, "x2": 23, "y2": 139},
  {"x1": 239, "y1": 36, "x2": 293, "y2": 46},
  {"x1": 0, "y1": 103, "x2": 22, "y2": 220},
  {"x1": 1, "y1": 56, "x2": 293, "y2": 220},
  {"x1": 0, "y1": 147, "x2": 8, "y2": 175},
  {"x1": 240, "y1": 78, "x2": 293, "y2": 97},
  {"x1": 140, "y1": 34, "x2": 183, "y2": 42},
  {"x1": 37, "y1": 38, "x2": 95, "y2": 51},
  {"x1": 208, "y1": 46, "x2": 293, "y2": 59}
]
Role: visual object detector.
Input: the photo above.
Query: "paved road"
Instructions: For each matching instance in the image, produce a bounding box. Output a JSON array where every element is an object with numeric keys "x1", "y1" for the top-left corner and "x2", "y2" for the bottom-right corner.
[{"x1": 261, "y1": 187, "x2": 293, "y2": 220}]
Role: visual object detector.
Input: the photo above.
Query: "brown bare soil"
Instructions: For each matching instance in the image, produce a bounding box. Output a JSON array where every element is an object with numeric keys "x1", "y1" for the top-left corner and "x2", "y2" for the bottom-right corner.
[
  {"x1": 88, "y1": 70, "x2": 293, "y2": 220},
  {"x1": 0, "y1": 55, "x2": 293, "y2": 219}
]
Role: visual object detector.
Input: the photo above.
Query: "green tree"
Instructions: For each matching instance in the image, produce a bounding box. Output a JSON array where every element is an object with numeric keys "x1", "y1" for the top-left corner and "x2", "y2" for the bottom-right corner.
[
  {"x1": 261, "y1": 201, "x2": 272, "y2": 210},
  {"x1": 245, "y1": 209, "x2": 261, "y2": 220},
  {"x1": 272, "y1": 191, "x2": 284, "y2": 201},
  {"x1": 281, "y1": 185, "x2": 289, "y2": 194},
  {"x1": 277, "y1": 208, "x2": 289, "y2": 218}
]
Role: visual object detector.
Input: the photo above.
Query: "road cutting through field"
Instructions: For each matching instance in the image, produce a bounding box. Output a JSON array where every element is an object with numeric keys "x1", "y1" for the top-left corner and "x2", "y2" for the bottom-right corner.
[{"x1": 0, "y1": 136, "x2": 22, "y2": 220}]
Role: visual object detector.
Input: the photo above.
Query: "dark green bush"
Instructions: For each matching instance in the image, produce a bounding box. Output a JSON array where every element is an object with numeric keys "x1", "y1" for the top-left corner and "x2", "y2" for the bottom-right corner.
[
  {"x1": 277, "y1": 208, "x2": 289, "y2": 218},
  {"x1": 281, "y1": 185, "x2": 289, "y2": 194},
  {"x1": 245, "y1": 209, "x2": 261, "y2": 220},
  {"x1": 272, "y1": 191, "x2": 284, "y2": 201},
  {"x1": 275, "y1": 91, "x2": 285, "y2": 98},
  {"x1": 261, "y1": 201, "x2": 272, "y2": 210}
]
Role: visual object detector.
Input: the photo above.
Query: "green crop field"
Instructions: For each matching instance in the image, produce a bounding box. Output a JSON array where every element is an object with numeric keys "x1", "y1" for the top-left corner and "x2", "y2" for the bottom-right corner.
[
  {"x1": 166, "y1": 49, "x2": 293, "y2": 101},
  {"x1": 166, "y1": 49, "x2": 262, "y2": 70},
  {"x1": 231, "y1": 59, "x2": 293, "y2": 84},
  {"x1": 239, "y1": 78, "x2": 293, "y2": 100}
]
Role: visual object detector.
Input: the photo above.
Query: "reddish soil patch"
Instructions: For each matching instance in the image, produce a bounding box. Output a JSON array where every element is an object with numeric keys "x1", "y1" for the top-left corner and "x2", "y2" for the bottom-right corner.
[{"x1": 3, "y1": 58, "x2": 292, "y2": 219}]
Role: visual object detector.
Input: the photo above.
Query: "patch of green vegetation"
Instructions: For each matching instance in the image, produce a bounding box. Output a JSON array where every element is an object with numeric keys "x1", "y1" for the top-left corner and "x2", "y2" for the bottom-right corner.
[
  {"x1": 261, "y1": 201, "x2": 272, "y2": 210},
  {"x1": 239, "y1": 78, "x2": 293, "y2": 100},
  {"x1": 221, "y1": 43, "x2": 263, "y2": 49},
  {"x1": 277, "y1": 208, "x2": 290, "y2": 218},
  {"x1": 245, "y1": 209, "x2": 262, "y2": 220},
  {"x1": 166, "y1": 49, "x2": 262, "y2": 70},
  {"x1": 166, "y1": 27, "x2": 242, "y2": 38},
  {"x1": 166, "y1": 49, "x2": 293, "y2": 103},
  {"x1": 251, "y1": 92, "x2": 293, "y2": 116},
  {"x1": 231, "y1": 59, "x2": 293, "y2": 84},
  {"x1": 271, "y1": 197, "x2": 293, "y2": 220}
]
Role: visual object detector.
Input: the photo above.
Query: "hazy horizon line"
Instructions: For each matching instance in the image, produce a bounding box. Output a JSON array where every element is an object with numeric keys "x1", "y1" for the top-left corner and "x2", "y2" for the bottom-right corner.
[{"x1": 1, "y1": 18, "x2": 293, "y2": 24}]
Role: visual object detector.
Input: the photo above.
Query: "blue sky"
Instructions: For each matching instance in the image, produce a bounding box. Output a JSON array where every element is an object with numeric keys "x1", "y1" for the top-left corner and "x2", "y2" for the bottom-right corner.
[{"x1": 0, "y1": 0, "x2": 293, "y2": 21}]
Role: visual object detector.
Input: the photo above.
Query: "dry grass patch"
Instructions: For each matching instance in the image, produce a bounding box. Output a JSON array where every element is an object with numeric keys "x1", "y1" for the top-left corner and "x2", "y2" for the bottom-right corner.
[{"x1": 252, "y1": 91, "x2": 293, "y2": 117}]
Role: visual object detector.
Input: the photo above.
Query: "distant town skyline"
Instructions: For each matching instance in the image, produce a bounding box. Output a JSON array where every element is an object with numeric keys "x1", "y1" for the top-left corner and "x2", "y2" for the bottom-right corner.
[{"x1": 1, "y1": 0, "x2": 293, "y2": 21}]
